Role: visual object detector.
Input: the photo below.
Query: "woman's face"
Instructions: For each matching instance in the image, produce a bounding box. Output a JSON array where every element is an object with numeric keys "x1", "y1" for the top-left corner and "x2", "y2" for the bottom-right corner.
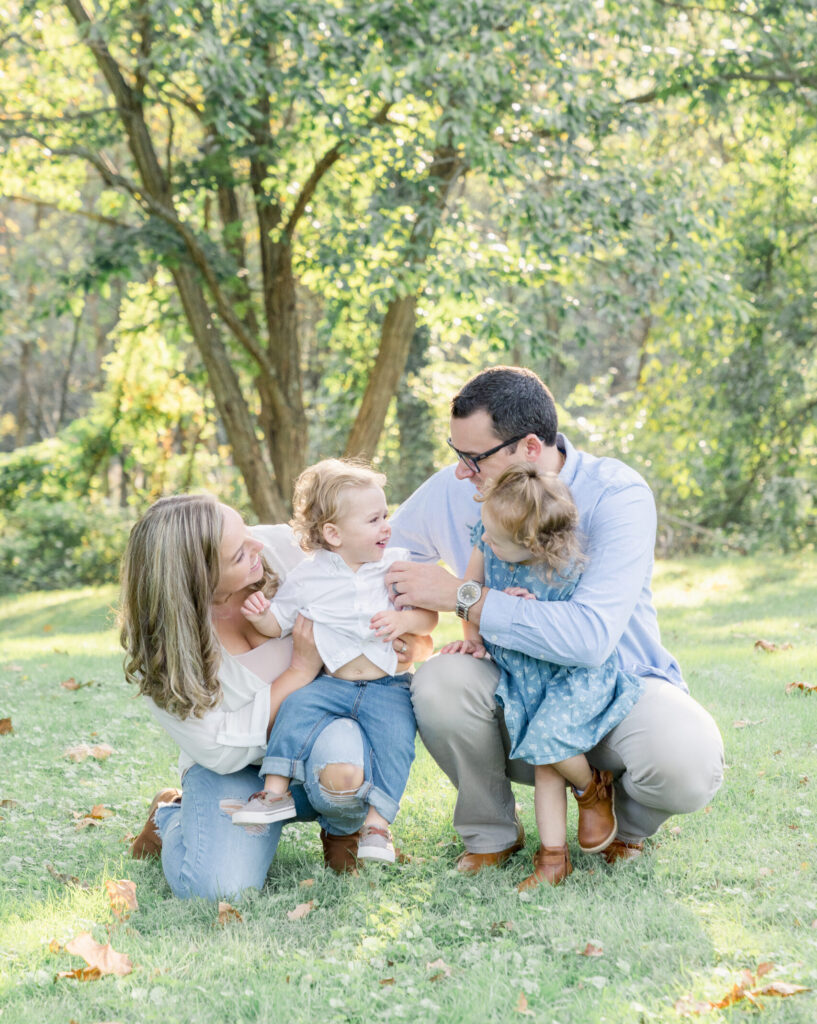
[{"x1": 214, "y1": 505, "x2": 264, "y2": 601}]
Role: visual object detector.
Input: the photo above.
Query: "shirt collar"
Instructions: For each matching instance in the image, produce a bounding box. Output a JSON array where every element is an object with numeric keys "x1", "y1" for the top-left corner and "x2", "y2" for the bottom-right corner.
[{"x1": 557, "y1": 432, "x2": 579, "y2": 488}]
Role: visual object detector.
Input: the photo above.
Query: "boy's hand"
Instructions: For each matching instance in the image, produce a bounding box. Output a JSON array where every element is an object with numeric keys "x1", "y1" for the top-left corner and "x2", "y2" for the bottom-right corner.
[
  {"x1": 370, "y1": 609, "x2": 404, "y2": 642},
  {"x1": 503, "y1": 586, "x2": 535, "y2": 599},
  {"x1": 241, "y1": 591, "x2": 270, "y2": 622},
  {"x1": 439, "y1": 638, "x2": 488, "y2": 659}
]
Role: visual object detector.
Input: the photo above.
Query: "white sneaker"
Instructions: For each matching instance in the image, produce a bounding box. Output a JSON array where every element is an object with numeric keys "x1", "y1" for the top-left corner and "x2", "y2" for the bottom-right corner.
[
  {"x1": 357, "y1": 825, "x2": 396, "y2": 863},
  {"x1": 231, "y1": 790, "x2": 296, "y2": 825}
]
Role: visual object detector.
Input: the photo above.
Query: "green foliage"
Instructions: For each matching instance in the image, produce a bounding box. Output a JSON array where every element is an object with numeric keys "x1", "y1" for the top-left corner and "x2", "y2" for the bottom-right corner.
[{"x1": 0, "y1": 498, "x2": 132, "y2": 592}]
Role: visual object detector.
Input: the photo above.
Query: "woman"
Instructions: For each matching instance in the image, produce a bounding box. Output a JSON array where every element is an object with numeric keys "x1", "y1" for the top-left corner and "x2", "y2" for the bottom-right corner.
[{"x1": 120, "y1": 494, "x2": 427, "y2": 900}]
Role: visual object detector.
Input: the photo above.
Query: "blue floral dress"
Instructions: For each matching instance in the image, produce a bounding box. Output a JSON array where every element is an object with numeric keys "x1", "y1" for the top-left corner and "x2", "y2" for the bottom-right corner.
[{"x1": 477, "y1": 527, "x2": 646, "y2": 765}]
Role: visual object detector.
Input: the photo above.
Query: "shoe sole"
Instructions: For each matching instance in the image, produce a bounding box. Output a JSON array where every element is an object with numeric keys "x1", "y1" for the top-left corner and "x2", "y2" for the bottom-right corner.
[
  {"x1": 231, "y1": 806, "x2": 297, "y2": 825},
  {"x1": 358, "y1": 848, "x2": 396, "y2": 863}
]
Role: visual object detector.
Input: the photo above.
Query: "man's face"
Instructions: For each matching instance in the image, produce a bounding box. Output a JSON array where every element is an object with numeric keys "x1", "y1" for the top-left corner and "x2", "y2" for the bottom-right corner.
[{"x1": 449, "y1": 410, "x2": 526, "y2": 493}]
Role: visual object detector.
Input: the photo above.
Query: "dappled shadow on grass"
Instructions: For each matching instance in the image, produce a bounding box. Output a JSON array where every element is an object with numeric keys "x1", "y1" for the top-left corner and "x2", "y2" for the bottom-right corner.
[{"x1": 0, "y1": 589, "x2": 118, "y2": 639}]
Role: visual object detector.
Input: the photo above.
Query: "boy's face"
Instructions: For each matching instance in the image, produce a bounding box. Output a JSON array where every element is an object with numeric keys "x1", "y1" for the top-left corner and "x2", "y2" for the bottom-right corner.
[
  {"x1": 323, "y1": 485, "x2": 391, "y2": 570},
  {"x1": 481, "y1": 506, "x2": 531, "y2": 565}
]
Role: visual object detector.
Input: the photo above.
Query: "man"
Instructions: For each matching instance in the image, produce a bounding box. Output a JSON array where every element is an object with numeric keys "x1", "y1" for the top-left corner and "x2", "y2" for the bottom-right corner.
[{"x1": 387, "y1": 366, "x2": 724, "y2": 872}]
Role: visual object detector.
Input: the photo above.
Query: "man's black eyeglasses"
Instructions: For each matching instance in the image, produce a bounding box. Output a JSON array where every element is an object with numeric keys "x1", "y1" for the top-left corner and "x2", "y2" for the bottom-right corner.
[{"x1": 446, "y1": 434, "x2": 529, "y2": 474}]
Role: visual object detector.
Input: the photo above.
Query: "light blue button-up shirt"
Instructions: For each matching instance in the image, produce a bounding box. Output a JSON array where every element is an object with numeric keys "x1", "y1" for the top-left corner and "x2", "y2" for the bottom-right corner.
[{"x1": 389, "y1": 434, "x2": 685, "y2": 690}]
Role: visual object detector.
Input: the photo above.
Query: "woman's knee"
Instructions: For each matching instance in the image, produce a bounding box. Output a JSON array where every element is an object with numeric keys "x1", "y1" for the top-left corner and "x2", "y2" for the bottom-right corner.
[{"x1": 319, "y1": 762, "x2": 365, "y2": 792}]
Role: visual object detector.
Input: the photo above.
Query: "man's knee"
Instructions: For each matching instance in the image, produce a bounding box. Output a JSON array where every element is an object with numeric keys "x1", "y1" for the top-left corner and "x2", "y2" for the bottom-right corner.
[{"x1": 411, "y1": 653, "x2": 499, "y2": 724}]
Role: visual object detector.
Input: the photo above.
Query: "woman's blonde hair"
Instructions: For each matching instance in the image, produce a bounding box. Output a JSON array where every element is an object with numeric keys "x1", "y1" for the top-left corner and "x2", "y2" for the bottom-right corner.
[
  {"x1": 479, "y1": 464, "x2": 586, "y2": 581},
  {"x1": 119, "y1": 494, "x2": 279, "y2": 719},
  {"x1": 290, "y1": 458, "x2": 386, "y2": 553}
]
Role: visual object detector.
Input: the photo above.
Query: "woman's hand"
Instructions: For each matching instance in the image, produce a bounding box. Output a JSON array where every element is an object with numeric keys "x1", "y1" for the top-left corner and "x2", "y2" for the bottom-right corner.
[
  {"x1": 439, "y1": 638, "x2": 489, "y2": 659},
  {"x1": 289, "y1": 614, "x2": 323, "y2": 680},
  {"x1": 394, "y1": 632, "x2": 433, "y2": 668}
]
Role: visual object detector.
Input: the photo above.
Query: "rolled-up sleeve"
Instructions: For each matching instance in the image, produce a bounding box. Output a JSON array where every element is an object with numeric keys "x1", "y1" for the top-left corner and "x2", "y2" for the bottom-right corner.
[{"x1": 145, "y1": 687, "x2": 271, "y2": 775}]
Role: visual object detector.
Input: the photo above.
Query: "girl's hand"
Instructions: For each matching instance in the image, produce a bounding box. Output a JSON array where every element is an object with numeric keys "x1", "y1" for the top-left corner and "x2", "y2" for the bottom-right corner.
[
  {"x1": 289, "y1": 614, "x2": 323, "y2": 680},
  {"x1": 370, "y1": 609, "x2": 403, "y2": 642},
  {"x1": 241, "y1": 590, "x2": 270, "y2": 620},
  {"x1": 439, "y1": 638, "x2": 488, "y2": 659},
  {"x1": 503, "y1": 586, "x2": 535, "y2": 599}
]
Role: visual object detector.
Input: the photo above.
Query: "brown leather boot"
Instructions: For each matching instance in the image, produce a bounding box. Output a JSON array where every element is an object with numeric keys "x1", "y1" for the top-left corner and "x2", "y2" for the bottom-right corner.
[
  {"x1": 517, "y1": 844, "x2": 572, "y2": 891},
  {"x1": 573, "y1": 769, "x2": 617, "y2": 853},
  {"x1": 320, "y1": 828, "x2": 361, "y2": 873},
  {"x1": 131, "y1": 788, "x2": 182, "y2": 859},
  {"x1": 602, "y1": 839, "x2": 644, "y2": 864}
]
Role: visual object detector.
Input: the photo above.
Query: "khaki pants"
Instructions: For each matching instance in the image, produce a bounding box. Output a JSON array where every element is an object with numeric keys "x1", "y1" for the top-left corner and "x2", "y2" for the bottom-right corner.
[{"x1": 411, "y1": 653, "x2": 725, "y2": 852}]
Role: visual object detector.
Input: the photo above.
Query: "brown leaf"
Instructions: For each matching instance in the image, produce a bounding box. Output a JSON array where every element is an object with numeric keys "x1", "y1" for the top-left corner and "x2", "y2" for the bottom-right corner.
[
  {"x1": 490, "y1": 920, "x2": 514, "y2": 935},
  {"x1": 56, "y1": 966, "x2": 102, "y2": 982},
  {"x1": 286, "y1": 900, "x2": 315, "y2": 921},
  {"x1": 61, "y1": 678, "x2": 80, "y2": 690},
  {"x1": 379, "y1": 977, "x2": 395, "y2": 986},
  {"x1": 754, "y1": 639, "x2": 777, "y2": 652},
  {"x1": 426, "y1": 958, "x2": 451, "y2": 980},
  {"x1": 757, "y1": 981, "x2": 810, "y2": 997},
  {"x1": 45, "y1": 862, "x2": 92, "y2": 890},
  {"x1": 756, "y1": 962, "x2": 775, "y2": 977},
  {"x1": 217, "y1": 901, "x2": 243, "y2": 926},
  {"x1": 0, "y1": 718, "x2": 13, "y2": 735},
  {"x1": 298, "y1": 878, "x2": 315, "y2": 888},
  {"x1": 578, "y1": 942, "x2": 604, "y2": 957},
  {"x1": 42, "y1": 623, "x2": 53, "y2": 632},
  {"x1": 786, "y1": 681, "x2": 817, "y2": 695},
  {"x1": 64, "y1": 932, "x2": 132, "y2": 977},
  {"x1": 105, "y1": 880, "x2": 138, "y2": 920},
  {"x1": 515, "y1": 991, "x2": 535, "y2": 1016},
  {"x1": 0, "y1": 798, "x2": 19, "y2": 808},
  {"x1": 90, "y1": 804, "x2": 114, "y2": 819},
  {"x1": 63, "y1": 743, "x2": 115, "y2": 762}
]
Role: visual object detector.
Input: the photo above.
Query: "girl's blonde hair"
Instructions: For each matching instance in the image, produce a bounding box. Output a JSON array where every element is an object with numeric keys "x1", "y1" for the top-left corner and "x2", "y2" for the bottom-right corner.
[
  {"x1": 479, "y1": 464, "x2": 586, "y2": 580},
  {"x1": 290, "y1": 458, "x2": 386, "y2": 553},
  {"x1": 119, "y1": 494, "x2": 279, "y2": 720}
]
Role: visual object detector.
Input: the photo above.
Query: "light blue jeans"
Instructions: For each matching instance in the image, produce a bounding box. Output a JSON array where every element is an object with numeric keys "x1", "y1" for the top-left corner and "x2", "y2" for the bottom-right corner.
[{"x1": 154, "y1": 718, "x2": 368, "y2": 900}]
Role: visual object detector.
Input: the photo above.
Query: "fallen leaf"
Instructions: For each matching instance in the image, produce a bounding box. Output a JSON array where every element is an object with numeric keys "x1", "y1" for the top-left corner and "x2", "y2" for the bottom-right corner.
[
  {"x1": 63, "y1": 932, "x2": 132, "y2": 977},
  {"x1": 105, "y1": 880, "x2": 138, "y2": 920},
  {"x1": 786, "y1": 681, "x2": 817, "y2": 695},
  {"x1": 61, "y1": 678, "x2": 80, "y2": 690},
  {"x1": 379, "y1": 977, "x2": 395, "y2": 986},
  {"x1": 754, "y1": 639, "x2": 777, "y2": 652},
  {"x1": 578, "y1": 942, "x2": 604, "y2": 957},
  {"x1": 56, "y1": 966, "x2": 102, "y2": 982},
  {"x1": 490, "y1": 920, "x2": 514, "y2": 935},
  {"x1": 0, "y1": 799, "x2": 19, "y2": 808},
  {"x1": 63, "y1": 743, "x2": 115, "y2": 762},
  {"x1": 286, "y1": 900, "x2": 315, "y2": 921},
  {"x1": 426, "y1": 957, "x2": 451, "y2": 980},
  {"x1": 49, "y1": 939, "x2": 61, "y2": 953},
  {"x1": 217, "y1": 901, "x2": 243, "y2": 926},
  {"x1": 90, "y1": 804, "x2": 114, "y2": 819},
  {"x1": 732, "y1": 718, "x2": 763, "y2": 728},
  {"x1": 756, "y1": 962, "x2": 775, "y2": 978},
  {"x1": 670, "y1": 826, "x2": 682, "y2": 836},
  {"x1": 298, "y1": 878, "x2": 315, "y2": 888},
  {"x1": 757, "y1": 981, "x2": 810, "y2": 997},
  {"x1": 43, "y1": 623, "x2": 53, "y2": 632},
  {"x1": 45, "y1": 863, "x2": 92, "y2": 890},
  {"x1": 515, "y1": 991, "x2": 534, "y2": 1016},
  {"x1": 0, "y1": 718, "x2": 13, "y2": 735}
]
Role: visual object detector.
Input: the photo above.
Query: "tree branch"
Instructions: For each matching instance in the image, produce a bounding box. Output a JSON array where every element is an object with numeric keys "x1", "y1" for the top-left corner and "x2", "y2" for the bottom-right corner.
[{"x1": 3, "y1": 194, "x2": 135, "y2": 230}]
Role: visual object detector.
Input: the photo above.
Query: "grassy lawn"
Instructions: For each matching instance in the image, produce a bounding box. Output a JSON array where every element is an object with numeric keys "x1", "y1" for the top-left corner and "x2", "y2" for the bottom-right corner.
[{"x1": 1, "y1": 556, "x2": 816, "y2": 1023}]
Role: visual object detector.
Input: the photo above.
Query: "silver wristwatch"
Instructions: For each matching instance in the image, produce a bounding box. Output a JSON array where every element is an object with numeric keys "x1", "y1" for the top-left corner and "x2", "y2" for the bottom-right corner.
[{"x1": 455, "y1": 580, "x2": 483, "y2": 621}]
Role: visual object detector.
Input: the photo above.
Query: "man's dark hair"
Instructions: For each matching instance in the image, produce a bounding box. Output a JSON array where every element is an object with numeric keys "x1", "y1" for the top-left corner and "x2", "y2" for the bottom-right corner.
[{"x1": 451, "y1": 366, "x2": 558, "y2": 446}]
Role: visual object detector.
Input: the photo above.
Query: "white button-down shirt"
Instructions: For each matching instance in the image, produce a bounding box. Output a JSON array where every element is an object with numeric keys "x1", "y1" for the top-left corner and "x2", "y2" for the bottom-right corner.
[{"x1": 267, "y1": 546, "x2": 410, "y2": 675}]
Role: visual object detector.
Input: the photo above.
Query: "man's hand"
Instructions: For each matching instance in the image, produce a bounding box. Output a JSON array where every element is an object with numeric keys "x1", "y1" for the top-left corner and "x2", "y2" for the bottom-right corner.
[
  {"x1": 438, "y1": 638, "x2": 488, "y2": 659},
  {"x1": 385, "y1": 561, "x2": 460, "y2": 612}
]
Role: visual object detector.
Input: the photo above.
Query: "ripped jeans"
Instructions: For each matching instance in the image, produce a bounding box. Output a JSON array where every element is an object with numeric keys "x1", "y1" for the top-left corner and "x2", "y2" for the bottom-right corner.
[{"x1": 154, "y1": 717, "x2": 368, "y2": 900}]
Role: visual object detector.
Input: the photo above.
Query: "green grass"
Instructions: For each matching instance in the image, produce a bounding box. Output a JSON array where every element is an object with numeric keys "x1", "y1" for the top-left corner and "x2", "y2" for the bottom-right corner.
[{"x1": 1, "y1": 558, "x2": 816, "y2": 1023}]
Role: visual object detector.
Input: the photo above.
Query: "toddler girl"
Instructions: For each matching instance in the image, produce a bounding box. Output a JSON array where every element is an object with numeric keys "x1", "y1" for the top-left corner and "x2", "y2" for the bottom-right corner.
[
  {"x1": 231, "y1": 459, "x2": 437, "y2": 864},
  {"x1": 443, "y1": 464, "x2": 645, "y2": 888}
]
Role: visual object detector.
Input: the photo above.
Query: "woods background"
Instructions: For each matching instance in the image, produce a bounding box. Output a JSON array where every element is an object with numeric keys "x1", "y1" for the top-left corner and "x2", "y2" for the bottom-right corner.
[{"x1": 1, "y1": 0, "x2": 815, "y2": 591}]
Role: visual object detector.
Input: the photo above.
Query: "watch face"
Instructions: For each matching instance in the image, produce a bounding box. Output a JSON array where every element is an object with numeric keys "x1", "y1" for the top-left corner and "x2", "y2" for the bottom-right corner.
[{"x1": 458, "y1": 581, "x2": 481, "y2": 604}]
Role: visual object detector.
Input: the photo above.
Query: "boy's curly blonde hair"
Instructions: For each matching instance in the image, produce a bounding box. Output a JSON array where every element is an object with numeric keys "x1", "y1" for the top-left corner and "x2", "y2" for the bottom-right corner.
[
  {"x1": 290, "y1": 458, "x2": 387, "y2": 553},
  {"x1": 479, "y1": 464, "x2": 586, "y2": 581}
]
